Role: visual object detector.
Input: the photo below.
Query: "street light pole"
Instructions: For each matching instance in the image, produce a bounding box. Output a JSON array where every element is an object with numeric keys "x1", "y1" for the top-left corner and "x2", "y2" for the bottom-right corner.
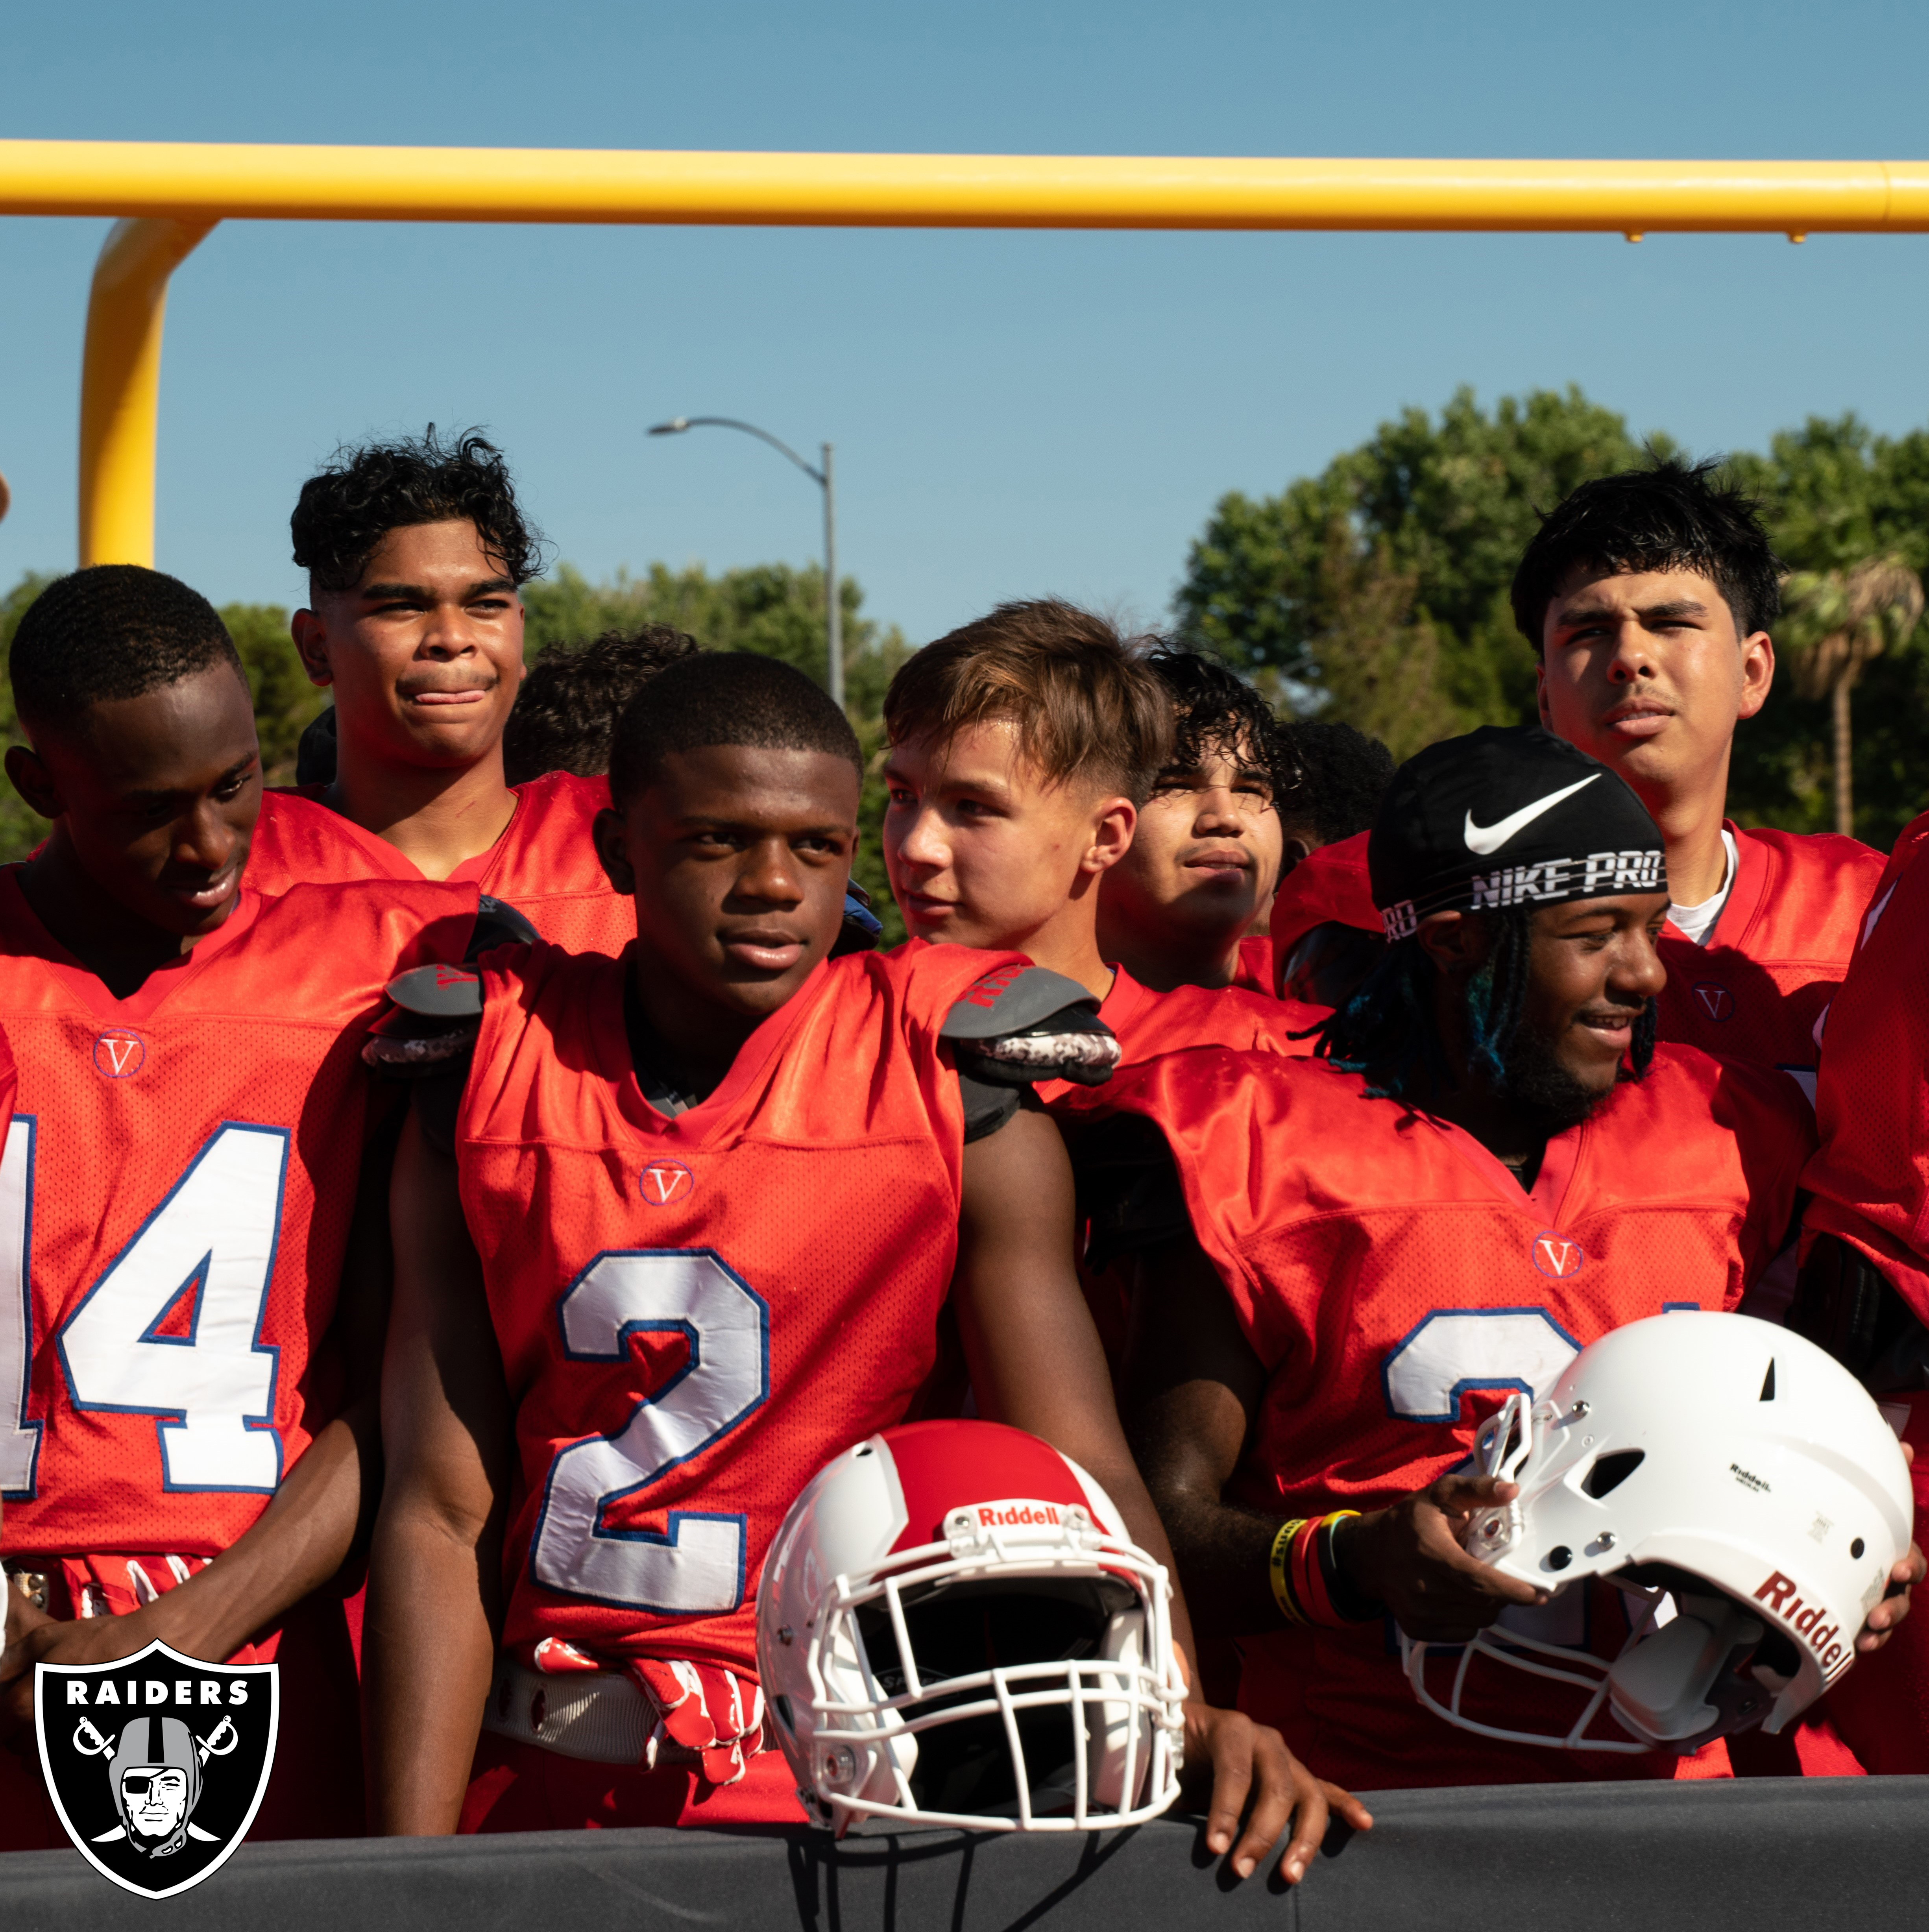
[
  {"x1": 647, "y1": 415, "x2": 844, "y2": 708},
  {"x1": 820, "y1": 441, "x2": 841, "y2": 710}
]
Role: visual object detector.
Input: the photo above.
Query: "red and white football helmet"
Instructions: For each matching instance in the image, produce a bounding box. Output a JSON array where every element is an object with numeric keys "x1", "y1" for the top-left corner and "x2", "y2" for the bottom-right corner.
[
  {"x1": 1403, "y1": 1312, "x2": 1914, "y2": 1753},
  {"x1": 757, "y1": 1420, "x2": 1186, "y2": 1834}
]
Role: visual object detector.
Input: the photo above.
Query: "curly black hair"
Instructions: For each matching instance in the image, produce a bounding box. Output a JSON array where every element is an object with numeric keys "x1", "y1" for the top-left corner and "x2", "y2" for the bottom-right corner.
[
  {"x1": 290, "y1": 427, "x2": 547, "y2": 596},
  {"x1": 1276, "y1": 719, "x2": 1395, "y2": 847},
  {"x1": 9, "y1": 565, "x2": 243, "y2": 737},
  {"x1": 503, "y1": 626, "x2": 702, "y2": 786},
  {"x1": 1510, "y1": 454, "x2": 1783, "y2": 653},
  {"x1": 1140, "y1": 646, "x2": 1297, "y2": 803},
  {"x1": 1309, "y1": 907, "x2": 1657, "y2": 1103}
]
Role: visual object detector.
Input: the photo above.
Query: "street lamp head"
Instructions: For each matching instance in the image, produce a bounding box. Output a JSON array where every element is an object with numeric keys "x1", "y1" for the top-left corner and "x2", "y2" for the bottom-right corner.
[{"x1": 647, "y1": 417, "x2": 691, "y2": 436}]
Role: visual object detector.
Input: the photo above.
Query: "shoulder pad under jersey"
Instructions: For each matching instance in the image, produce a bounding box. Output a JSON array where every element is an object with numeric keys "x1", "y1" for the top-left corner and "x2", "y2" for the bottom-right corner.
[
  {"x1": 941, "y1": 964, "x2": 1120, "y2": 1090},
  {"x1": 469, "y1": 894, "x2": 540, "y2": 957},
  {"x1": 830, "y1": 880, "x2": 883, "y2": 958},
  {"x1": 361, "y1": 963, "x2": 481, "y2": 1077}
]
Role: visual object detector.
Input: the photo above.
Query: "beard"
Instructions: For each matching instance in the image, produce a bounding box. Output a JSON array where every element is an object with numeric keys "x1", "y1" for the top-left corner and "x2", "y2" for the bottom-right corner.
[{"x1": 1498, "y1": 1020, "x2": 1610, "y2": 1134}]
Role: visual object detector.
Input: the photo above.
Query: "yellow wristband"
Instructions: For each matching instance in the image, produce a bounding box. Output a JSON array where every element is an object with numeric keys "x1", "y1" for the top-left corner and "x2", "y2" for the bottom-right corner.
[{"x1": 1268, "y1": 1518, "x2": 1309, "y2": 1625}]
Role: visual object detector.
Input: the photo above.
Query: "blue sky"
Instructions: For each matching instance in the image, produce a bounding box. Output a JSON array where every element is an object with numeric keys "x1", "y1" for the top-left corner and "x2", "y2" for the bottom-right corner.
[{"x1": 4, "y1": 0, "x2": 1929, "y2": 646}]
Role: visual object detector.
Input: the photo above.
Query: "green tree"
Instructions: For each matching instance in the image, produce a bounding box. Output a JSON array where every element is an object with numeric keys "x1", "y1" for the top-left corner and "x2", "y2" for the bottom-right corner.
[
  {"x1": 220, "y1": 603, "x2": 327, "y2": 784},
  {"x1": 1176, "y1": 386, "x2": 1646, "y2": 730},
  {"x1": 0, "y1": 573, "x2": 57, "y2": 863},
  {"x1": 522, "y1": 560, "x2": 913, "y2": 941},
  {"x1": 1778, "y1": 557, "x2": 1924, "y2": 837},
  {"x1": 1726, "y1": 416, "x2": 1929, "y2": 847}
]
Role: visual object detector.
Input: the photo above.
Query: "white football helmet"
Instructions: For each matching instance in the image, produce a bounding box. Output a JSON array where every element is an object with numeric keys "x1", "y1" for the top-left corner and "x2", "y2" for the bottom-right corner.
[
  {"x1": 1403, "y1": 1312, "x2": 1914, "y2": 1753},
  {"x1": 757, "y1": 1419, "x2": 1186, "y2": 1834}
]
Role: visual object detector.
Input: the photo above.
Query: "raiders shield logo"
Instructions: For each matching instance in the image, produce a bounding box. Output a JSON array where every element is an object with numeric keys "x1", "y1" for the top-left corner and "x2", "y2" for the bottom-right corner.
[{"x1": 36, "y1": 1640, "x2": 278, "y2": 1899}]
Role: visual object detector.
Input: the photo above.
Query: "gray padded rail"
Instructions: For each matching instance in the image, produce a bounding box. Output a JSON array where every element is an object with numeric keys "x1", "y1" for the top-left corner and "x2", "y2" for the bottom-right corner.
[{"x1": 4, "y1": 1780, "x2": 1922, "y2": 1931}]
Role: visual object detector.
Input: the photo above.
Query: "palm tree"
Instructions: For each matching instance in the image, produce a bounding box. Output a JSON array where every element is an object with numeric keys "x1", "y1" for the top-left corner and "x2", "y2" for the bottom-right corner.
[{"x1": 1779, "y1": 556, "x2": 1925, "y2": 837}]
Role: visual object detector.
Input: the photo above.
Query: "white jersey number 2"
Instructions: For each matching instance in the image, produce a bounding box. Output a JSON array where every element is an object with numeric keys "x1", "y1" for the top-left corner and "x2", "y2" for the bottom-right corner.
[
  {"x1": 531, "y1": 1249, "x2": 770, "y2": 1615},
  {"x1": 0, "y1": 1118, "x2": 289, "y2": 1499},
  {"x1": 1381, "y1": 1307, "x2": 1581, "y2": 1423}
]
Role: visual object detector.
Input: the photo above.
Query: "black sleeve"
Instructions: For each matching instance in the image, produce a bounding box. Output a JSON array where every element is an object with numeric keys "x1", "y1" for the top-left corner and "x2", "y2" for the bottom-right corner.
[{"x1": 1790, "y1": 1233, "x2": 1929, "y2": 1392}]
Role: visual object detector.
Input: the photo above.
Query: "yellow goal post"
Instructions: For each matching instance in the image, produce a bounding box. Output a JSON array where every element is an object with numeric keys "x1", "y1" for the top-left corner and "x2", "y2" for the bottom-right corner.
[{"x1": 1, "y1": 140, "x2": 1925, "y2": 566}]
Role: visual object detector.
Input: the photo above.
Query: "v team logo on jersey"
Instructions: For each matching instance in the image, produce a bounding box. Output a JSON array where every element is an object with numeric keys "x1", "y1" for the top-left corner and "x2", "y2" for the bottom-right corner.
[
  {"x1": 1462, "y1": 774, "x2": 1601, "y2": 855},
  {"x1": 639, "y1": 1159, "x2": 696, "y2": 1206},
  {"x1": 37, "y1": 1642, "x2": 278, "y2": 1899},
  {"x1": 1693, "y1": 982, "x2": 1737, "y2": 1023},
  {"x1": 1530, "y1": 1231, "x2": 1586, "y2": 1280},
  {"x1": 92, "y1": 1032, "x2": 146, "y2": 1080}
]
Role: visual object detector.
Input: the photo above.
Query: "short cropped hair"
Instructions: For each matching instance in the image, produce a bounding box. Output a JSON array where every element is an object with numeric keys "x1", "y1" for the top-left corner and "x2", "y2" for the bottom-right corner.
[
  {"x1": 607, "y1": 651, "x2": 862, "y2": 810},
  {"x1": 1277, "y1": 720, "x2": 1396, "y2": 847},
  {"x1": 291, "y1": 427, "x2": 545, "y2": 596},
  {"x1": 1510, "y1": 456, "x2": 1783, "y2": 652},
  {"x1": 884, "y1": 599, "x2": 1174, "y2": 805},
  {"x1": 9, "y1": 565, "x2": 244, "y2": 738},
  {"x1": 504, "y1": 626, "x2": 701, "y2": 786}
]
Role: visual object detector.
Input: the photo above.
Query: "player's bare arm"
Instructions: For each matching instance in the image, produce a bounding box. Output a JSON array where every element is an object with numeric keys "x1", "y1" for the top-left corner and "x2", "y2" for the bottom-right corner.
[
  {"x1": 1122, "y1": 1233, "x2": 1544, "y2": 1649},
  {"x1": 949, "y1": 1108, "x2": 1371, "y2": 1884},
  {"x1": 363, "y1": 1111, "x2": 510, "y2": 1836}
]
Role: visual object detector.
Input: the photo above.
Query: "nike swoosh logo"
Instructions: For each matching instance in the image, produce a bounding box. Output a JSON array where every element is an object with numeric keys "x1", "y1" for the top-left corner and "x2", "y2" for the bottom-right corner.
[{"x1": 1463, "y1": 773, "x2": 1601, "y2": 855}]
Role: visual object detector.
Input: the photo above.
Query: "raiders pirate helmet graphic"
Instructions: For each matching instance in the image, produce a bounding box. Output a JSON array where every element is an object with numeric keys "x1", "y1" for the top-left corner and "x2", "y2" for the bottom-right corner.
[{"x1": 37, "y1": 1640, "x2": 278, "y2": 1899}]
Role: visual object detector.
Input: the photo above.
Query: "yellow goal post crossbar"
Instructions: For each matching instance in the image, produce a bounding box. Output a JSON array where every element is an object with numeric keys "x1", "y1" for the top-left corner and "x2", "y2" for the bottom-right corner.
[{"x1": 4, "y1": 140, "x2": 1928, "y2": 566}]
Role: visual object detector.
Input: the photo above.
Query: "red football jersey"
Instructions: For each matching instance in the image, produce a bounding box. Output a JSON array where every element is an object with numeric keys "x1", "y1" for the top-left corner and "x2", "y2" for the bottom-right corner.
[
  {"x1": 1069, "y1": 1044, "x2": 1813, "y2": 1788},
  {"x1": 455, "y1": 939, "x2": 1027, "y2": 1679},
  {"x1": 1653, "y1": 827, "x2": 1883, "y2": 1091},
  {"x1": 0, "y1": 874, "x2": 476, "y2": 1559},
  {"x1": 247, "y1": 771, "x2": 635, "y2": 955},
  {"x1": 1795, "y1": 811, "x2": 1929, "y2": 1773},
  {"x1": 1231, "y1": 935, "x2": 1273, "y2": 996},
  {"x1": 1802, "y1": 811, "x2": 1929, "y2": 1322}
]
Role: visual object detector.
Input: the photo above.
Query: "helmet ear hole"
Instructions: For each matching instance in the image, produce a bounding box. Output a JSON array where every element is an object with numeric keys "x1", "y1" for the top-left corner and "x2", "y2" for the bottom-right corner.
[{"x1": 1582, "y1": 1448, "x2": 1645, "y2": 1499}]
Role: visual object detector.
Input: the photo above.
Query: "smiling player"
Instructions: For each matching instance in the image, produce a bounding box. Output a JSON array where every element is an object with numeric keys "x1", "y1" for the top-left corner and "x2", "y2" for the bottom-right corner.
[
  {"x1": 246, "y1": 431, "x2": 634, "y2": 953},
  {"x1": 1062, "y1": 726, "x2": 1919, "y2": 1788},
  {"x1": 1269, "y1": 462, "x2": 1884, "y2": 1093},
  {"x1": 0, "y1": 566, "x2": 477, "y2": 1848}
]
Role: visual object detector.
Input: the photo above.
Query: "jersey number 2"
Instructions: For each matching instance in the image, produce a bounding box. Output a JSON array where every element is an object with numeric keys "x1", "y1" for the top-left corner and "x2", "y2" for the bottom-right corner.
[
  {"x1": 530, "y1": 1249, "x2": 770, "y2": 1615},
  {"x1": 0, "y1": 1119, "x2": 289, "y2": 1499}
]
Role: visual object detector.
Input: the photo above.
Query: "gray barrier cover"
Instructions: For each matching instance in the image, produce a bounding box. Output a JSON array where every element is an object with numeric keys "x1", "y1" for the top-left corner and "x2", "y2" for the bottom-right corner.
[{"x1": 2, "y1": 1780, "x2": 1920, "y2": 1931}]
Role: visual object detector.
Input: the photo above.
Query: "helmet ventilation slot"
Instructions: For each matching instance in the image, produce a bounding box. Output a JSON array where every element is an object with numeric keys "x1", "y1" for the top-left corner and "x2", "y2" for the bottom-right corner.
[{"x1": 1582, "y1": 1449, "x2": 1646, "y2": 1499}]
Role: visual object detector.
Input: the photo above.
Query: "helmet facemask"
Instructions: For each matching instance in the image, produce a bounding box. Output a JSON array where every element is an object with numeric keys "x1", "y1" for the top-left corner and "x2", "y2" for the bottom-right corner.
[
  {"x1": 773, "y1": 1494, "x2": 1184, "y2": 1834},
  {"x1": 1400, "y1": 1315, "x2": 1911, "y2": 1758}
]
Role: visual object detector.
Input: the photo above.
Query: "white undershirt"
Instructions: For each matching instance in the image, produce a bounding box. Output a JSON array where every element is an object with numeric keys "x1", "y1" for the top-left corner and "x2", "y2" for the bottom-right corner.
[{"x1": 1668, "y1": 828, "x2": 1739, "y2": 947}]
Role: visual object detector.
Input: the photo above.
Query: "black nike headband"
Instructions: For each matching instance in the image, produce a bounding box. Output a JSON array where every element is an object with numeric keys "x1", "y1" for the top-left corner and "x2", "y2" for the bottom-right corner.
[{"x1": 1368, "y1": 725, "x2": 1667, "y2": 941}]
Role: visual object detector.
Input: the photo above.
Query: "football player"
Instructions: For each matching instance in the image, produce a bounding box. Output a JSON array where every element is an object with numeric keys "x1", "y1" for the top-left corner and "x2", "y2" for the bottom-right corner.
[
  {"x1": 1796, "y1": 805, "x2": 1929, "y2": 1771},
  {"x1": 0, "y1": 567, "x2": 478, "y2": 1845},
  {"x1": 1094, "y1": 649, "x2": 1287, "y2": 996},
  {"x1": 882, "y1": 603, "x2": 1321, "y2": 1075},
  {"x1": 248, "y1": 429, "x2": 634, "y2": 953},
  {"x1": 366, "y1": 652, "x2": 1367, "y2": 1880},
  {"x1": 1269, "y1": 459, "x2": 1885, "y2": 1088},
  {"x1": 502, "y1": 625, "x2": 700, "y2": 786},
  {"x1": 1068, "y1": 725, "x2": 1920, "y2": 1790}
]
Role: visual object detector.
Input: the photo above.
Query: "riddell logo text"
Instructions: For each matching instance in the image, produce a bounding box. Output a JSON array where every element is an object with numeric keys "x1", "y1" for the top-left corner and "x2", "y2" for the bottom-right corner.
[
  {"x1": 977, "y1": 1502, "x2": 1062, "y2": 1528},
  {"x1": 1753, "y1": 1571, "x2": 1848, "y2": 1673}
]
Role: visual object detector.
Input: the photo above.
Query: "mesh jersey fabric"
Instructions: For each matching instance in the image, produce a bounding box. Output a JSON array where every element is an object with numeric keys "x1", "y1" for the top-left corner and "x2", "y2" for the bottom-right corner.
[
  {"x1": 247, "y1": 770, "x2": 635, "y2": 955},
  {"x1": 1060, "y1": 1043, "x2": 1813, "y2": 1788},
  {"x1": 1265, "y1": 824, "x2": 1881, "y2": 1088},
  {"x1": 1801, "y1": 808, "x2": 1929, "y2": 1314},
  {"x1": 1797, "y1": 811, "x2": 1929, "y2": 1773},
  {"x1": 455, "y1": 938, "x2": 1027, "y2": 1681},
  {"x1": 0, "y1": 872, "x2": 477, "y2": 1558}
]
